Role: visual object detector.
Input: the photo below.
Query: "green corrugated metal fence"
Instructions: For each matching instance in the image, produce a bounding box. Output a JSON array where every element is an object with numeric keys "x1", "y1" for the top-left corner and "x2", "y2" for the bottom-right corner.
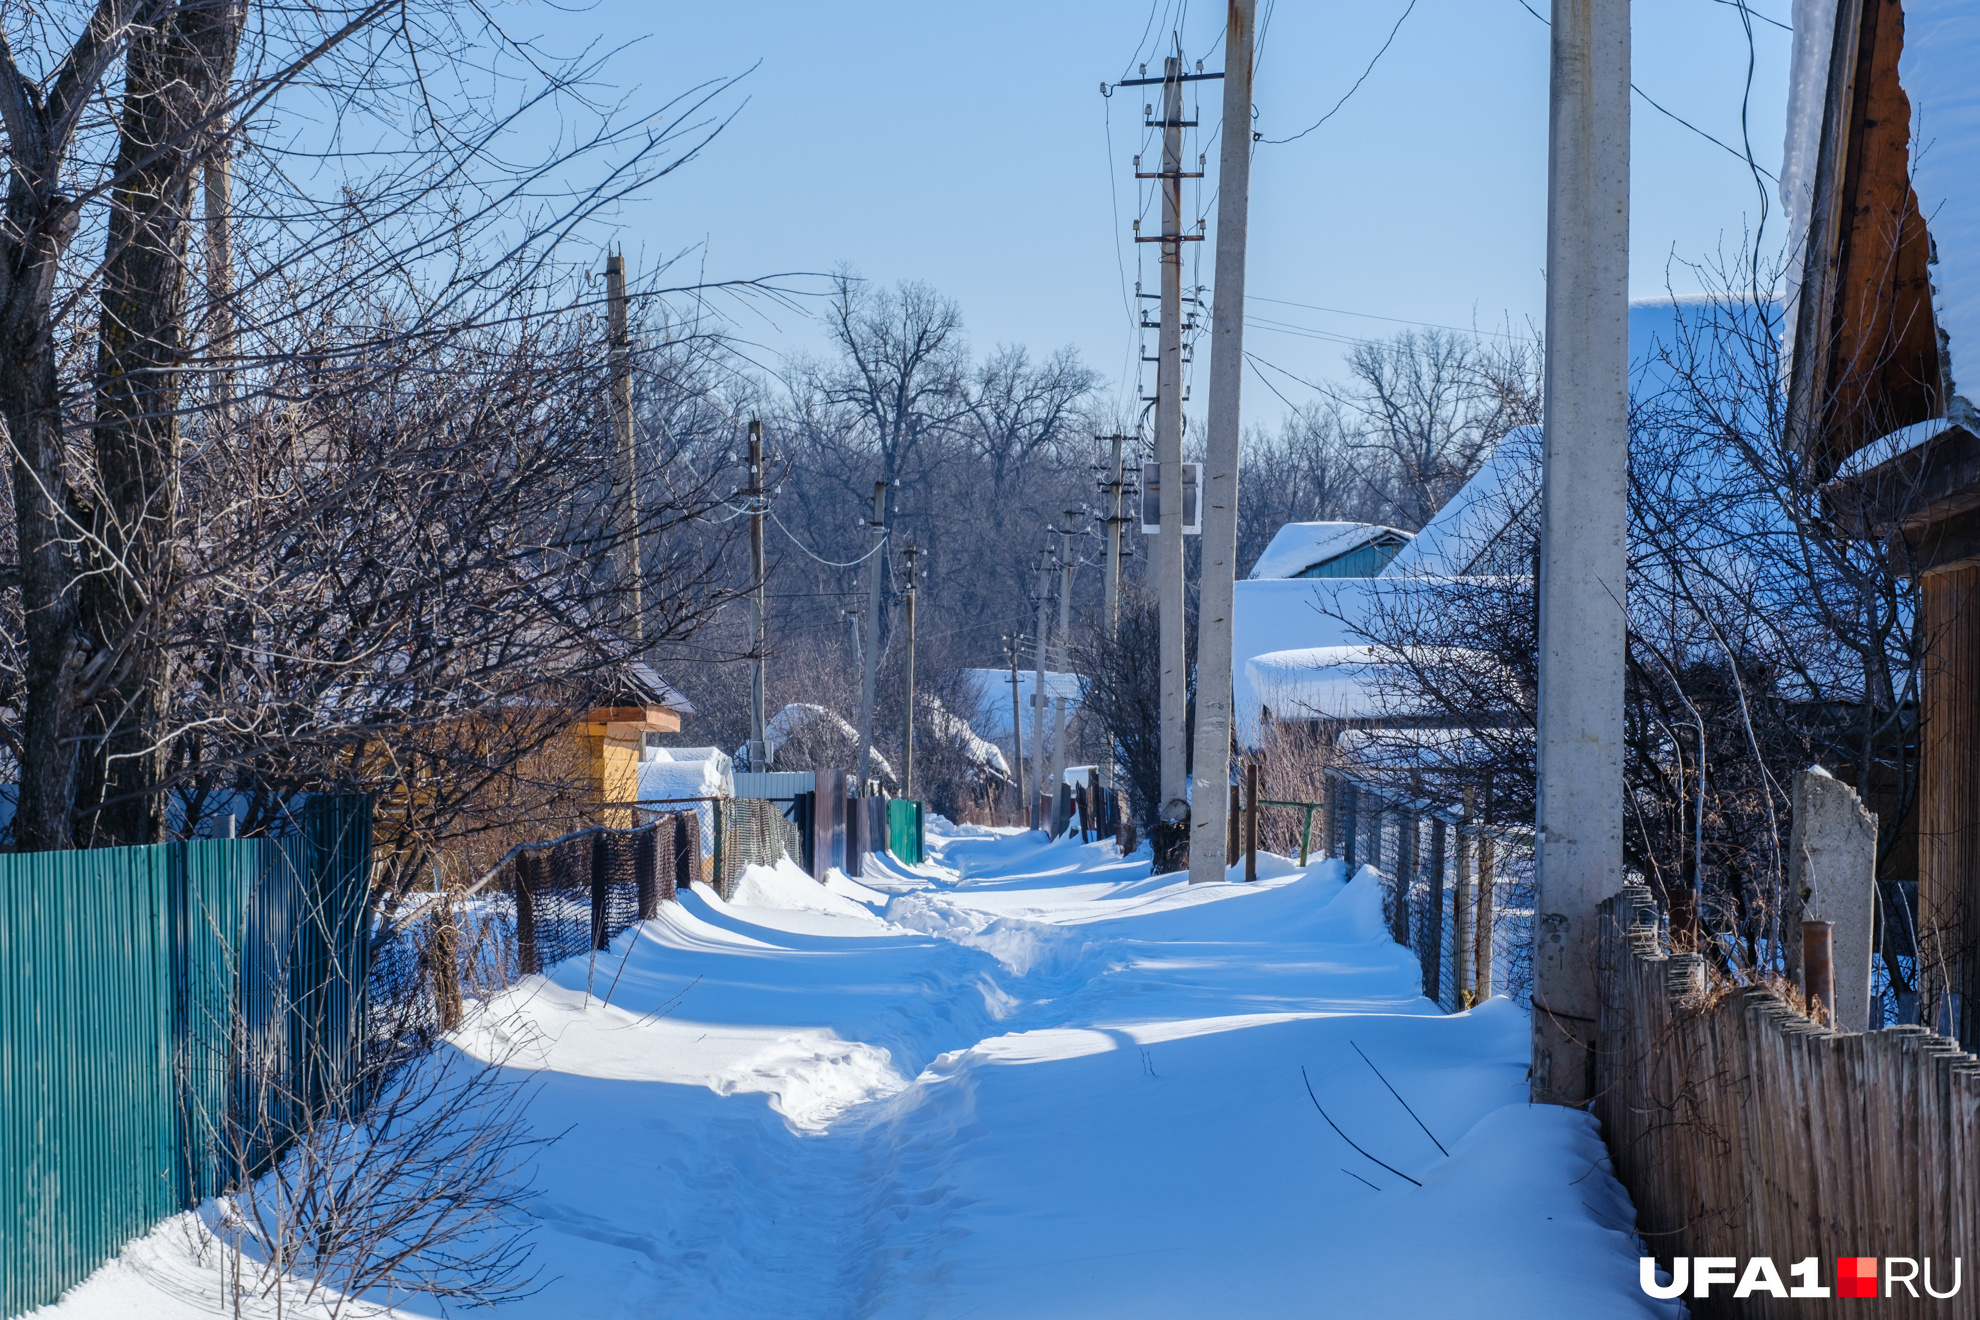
[
  {"x1": 887, "y1": 799, "x2": 924, "y2": 865},
  {"x1": 0, "y1": 796, "x2": 371, "y2": 1318}
]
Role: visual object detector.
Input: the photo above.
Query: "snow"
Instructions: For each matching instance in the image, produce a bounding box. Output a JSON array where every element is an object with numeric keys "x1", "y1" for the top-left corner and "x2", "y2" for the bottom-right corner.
[
  {"x1": 636, "y1": 754, "x2": 731, "y2": 852},
  {"x1": 759, "y1": 702, "x2": 898, "y2": 783},
  {"x1": 1247, "y1": 520, "x2": 1411, "y2": 581},
  {"x1": 39, "y1": 827, "x2": 1671, "y2": 1320},
  {"x1": 1383, "y1": 428, "x2": 1541, "y2": 578},
  {"x1": 958, "y1": 668, "x2": 1084, "y2": 741},
  {"x1": 1246, "y1": 644, "x2": 1394, "y2": 722},
  {"x1": 1899, "y1": 0, "x2": 1980, "y2": 409}
]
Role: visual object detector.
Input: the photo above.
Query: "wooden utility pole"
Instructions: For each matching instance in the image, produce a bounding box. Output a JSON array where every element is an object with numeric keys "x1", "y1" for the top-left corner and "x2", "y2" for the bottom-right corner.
[
  {"x1": 902, "y1": 544, "x2": 919, "y2": 798},
  {"x1": 1098, "y1": 434, "x2": 1130, "y2": 796},
  {"x1": 1049, "y1": 513, "x2": 1079, "y2": 835},
  {"x1": 1532, "y1": 0, "x2": 1630, "y2": 1107},
  {"x1": 1005, "y1": 633, "x2": 1026, "y2": 822},
  {"x1": 1244, "y1": 760, "x2": 1259, "y2": 883},
  {"x1": 747, "y1": 420, "x2": 769, "y2": 770},
  {"x1": 854, "y1": 480, "x2": 888, "y2": 793},
  {"x1": 1030, "y1": 549, "x2": 1054, "y2": 829},
  {"x1": 203, "y1": 130, "x2": 235, "y2": 423},
  {"x1": 1188, "y1": 0, "x2": 1257, "y2": 886},
  {"x1": 1149, "y1": 56, "x2": 1191, "y2": 838},
  {"x1": 605, "y1": 252, "x2": 642, "y2": 644}
]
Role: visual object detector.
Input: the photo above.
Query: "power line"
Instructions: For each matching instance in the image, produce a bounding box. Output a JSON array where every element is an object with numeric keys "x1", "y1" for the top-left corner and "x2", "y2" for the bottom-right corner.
[
  {"x1": 1259, "y1": 0, "x2": 1418, "y2": 145},
  {"x1": 1249, "y1": 295, "x2": 1533, "y2": 340},
  {"x1": 1513, "y1": 0, "x2": 1779, "y2": 182}
]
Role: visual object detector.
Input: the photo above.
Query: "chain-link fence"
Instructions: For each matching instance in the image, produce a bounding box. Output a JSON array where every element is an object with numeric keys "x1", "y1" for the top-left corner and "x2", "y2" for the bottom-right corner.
[
  {"x1": 368, "y1": 814, "x2": 694, "y2": 1059},
  {"x1": 1322, "y1": 771, "x2": 1533, "y2": 1011},
  {"x1": 713, "y1": 798, "x2": 805, "y2": 900}
]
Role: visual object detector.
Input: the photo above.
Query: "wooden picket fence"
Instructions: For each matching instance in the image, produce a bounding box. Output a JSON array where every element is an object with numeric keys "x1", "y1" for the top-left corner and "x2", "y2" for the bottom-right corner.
[{"x1": 1595, "y1": 883, "x2": 1980, "y2": 1316}]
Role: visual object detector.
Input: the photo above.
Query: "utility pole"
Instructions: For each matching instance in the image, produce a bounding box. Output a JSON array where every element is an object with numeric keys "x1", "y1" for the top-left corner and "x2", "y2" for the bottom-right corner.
[
  {"x1": 604, "y1": 251, "x2": 642, "y2": 644},
  {"x1": 902, "y1": 544, "x2": 919, "y2": 799},
  {"x1": 1153, "y1": 56, "x2": 1189, "y2": 834},
  {"x1": 1532, "y1": 0, "x2": 1630, "y2": 1108},
  {"x1": 1030, "y1": 548, "x2": 1054, "y2": 830},
  {"x1": 1049, "y1": 512, "x2": 1080, "y2": 835},
  {"x1": 1188, "y1": 0, "x2": 1257, "y2": 885},
  {"x1": 1097, "y1": 435, "x2": 1130, "y2": 797},
  {"x1": 854, "y1": 480, "x2": 888, "y2": 794},
  {"x1": 747, "y1": 420, "x2": 769, "y2": 771},
  {"x1": 1005, "y1": 632, "x2": 1026, "y2": 822}
]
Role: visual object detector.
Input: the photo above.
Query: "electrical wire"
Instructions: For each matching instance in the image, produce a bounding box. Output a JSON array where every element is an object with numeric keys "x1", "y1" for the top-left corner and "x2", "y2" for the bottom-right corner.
[
  {"x1": 1259, "y1": 0, "x2": 1418, "y2": 145},
  {"x1": 769, "y1": 510, "x2": 888, "y2": 568},
  {"x1": 1513, "y1": 0, "x2": 1779, "y2": 183}
]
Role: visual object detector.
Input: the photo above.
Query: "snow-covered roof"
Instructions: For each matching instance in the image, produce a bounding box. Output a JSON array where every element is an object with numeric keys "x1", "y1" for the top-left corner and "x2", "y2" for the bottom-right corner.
[
  {"x1": 1246, "y1": 646, "x2": 1394, "y2": 723},
  {"x1": 1899, "y1": 1, "x2": 1980, "y2": 410},
  {"x1": 1784, "y1": 0, "x2": 1980, "y2": 417},
  {"x1": 1248, "y1": 522, "x2": 1410, "y2": 581},
  {"x1": 958, "y1": 669, "x2": 1083, "y2": 741},
  {"x1": 1382, "y1": 429, "x2": 1540, "y2": 578},
  {"x1": 920, "y1": 696, "x2": 1013, "y2": 780},
  {"x1": 755, "y1": 703, "x2": 898, "y2": 784}
]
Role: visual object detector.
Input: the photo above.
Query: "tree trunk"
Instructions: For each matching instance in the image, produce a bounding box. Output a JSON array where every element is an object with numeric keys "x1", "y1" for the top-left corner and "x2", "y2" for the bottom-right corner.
[{"x1": 80, "y1": 0, "x2": 244, "y2": 846}]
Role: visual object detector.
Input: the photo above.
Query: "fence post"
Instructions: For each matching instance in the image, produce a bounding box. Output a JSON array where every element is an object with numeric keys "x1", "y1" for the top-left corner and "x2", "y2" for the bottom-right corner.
[
  {"x1": 1343, "y1": 781, "x2": 1359, "y2": 871},
  {"x1": 1244, "y1": 761, "x2": 1259, "y2": 883},
  {"x1": 1390, "y1": 811, "x2": 1412, "y2": 947},
  {"x1": 433, "y1": 892, "x2": 463, "y2": 1032},
  {"x1": 1456, "y1": 789, "x2": 1476, "y2": 1005},
  {"x1": 711, "y1": 798, "x2": 726, "y2": 892},
  {"x1": 635, "y1": 820, "x2": 660, "y2": 918},
  {"x1": 590, "y1": 832, "x2": 609, "y2": 951},
  {"x1": 515, "y1": 851, "x2": 539, "y2": 976},
  {"x1": 1475, "y1": 833, "x2": 1496, "y2": 999},
  {"x1": 1804, "y1": 921, "x2": 1836, "y2": 1027},
  {"x1": 1227, "y1": 783, "x2": 1241, "y2": 867},
  {"x1": 673, "y1": 811, "x2": 695, "y2": 896},
  {"x1": 1428, "y1": 818, "x2": 1448, "y2": 1006}
]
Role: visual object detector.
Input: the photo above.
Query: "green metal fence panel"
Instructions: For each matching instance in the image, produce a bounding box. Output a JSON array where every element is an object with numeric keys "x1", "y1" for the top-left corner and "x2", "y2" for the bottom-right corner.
[
  {"x1": 2, "y1": 845, "x2": 175, "y2": 1318},
  {"x1": 0, "y1": 795, "x2": 374, "y2": 1319},
  {"x1": 887, "y1": 800, "x2": 924, "y2": 865}
]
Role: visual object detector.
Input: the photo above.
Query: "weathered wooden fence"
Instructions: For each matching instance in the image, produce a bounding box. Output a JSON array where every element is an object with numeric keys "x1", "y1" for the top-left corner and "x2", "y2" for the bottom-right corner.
[
  {"x1": 0, "y1": 795, "x2": 372, "y2": 1319},
  {"x1": 1596, "y1": 883, "x2": 1980, "y2": 1317}
]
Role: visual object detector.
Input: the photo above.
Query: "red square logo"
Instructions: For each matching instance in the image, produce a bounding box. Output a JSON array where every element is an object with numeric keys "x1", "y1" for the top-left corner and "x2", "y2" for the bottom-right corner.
[{"x1": 1838, "y1": 1257, "x2": 1878, "y2": 1298}]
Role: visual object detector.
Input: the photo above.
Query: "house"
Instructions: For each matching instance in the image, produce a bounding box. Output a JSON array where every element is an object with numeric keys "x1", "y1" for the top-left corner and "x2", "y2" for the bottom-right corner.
[
  {"x1": 1247, "y1": 522, "x2": 1412, "y2": 580},
  {"x1": 1781, "y1": 0, "x2": 1980, "y2": 1043}
]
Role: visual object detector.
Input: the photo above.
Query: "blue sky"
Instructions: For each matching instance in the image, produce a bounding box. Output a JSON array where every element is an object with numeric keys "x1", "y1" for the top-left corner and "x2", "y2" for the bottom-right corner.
[{"x1": 543, "y1": 0, "x2": 1792, "y2": 423}]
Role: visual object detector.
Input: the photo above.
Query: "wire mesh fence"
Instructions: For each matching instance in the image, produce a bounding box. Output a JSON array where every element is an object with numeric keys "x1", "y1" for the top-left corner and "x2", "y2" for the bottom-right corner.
[
  {"x1": 367, "y1": 814, "x2": 685, "y2": 1059},
  {"x1": 1321, "y1": 770, "x2": 1534, "y2": 1011},
  {"x1": 713, "y1": 798, "x2": 804, "y2": 901}
]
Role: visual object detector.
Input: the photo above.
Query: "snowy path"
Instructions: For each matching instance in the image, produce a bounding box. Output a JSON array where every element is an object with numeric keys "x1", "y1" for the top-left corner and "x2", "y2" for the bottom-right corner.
[{"x1": 46, "y1": 824, "x2": 1676, "y2": 1318}]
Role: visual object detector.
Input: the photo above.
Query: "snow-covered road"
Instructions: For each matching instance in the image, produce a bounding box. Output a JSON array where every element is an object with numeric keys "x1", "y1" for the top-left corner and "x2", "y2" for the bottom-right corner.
[{"x1": 46, "y1": 823, "x2": 1677, "y2": 1318}]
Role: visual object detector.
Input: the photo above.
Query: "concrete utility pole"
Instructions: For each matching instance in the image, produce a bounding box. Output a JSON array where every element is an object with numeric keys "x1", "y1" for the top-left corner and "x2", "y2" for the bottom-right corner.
[
  {"x1": 1049, "y1": 513, "x2": 1080, "y2": 835},
  {"x1": 1005, "y1": 632, "x2": 1026, "y2": 821},
  {"x1": 1188, "y1": 0, "x2": 1256, "y2": 886},
  {"x1": 902, "y1": 544, "x2": 919, "y2": 798},
  {"x1": 1150, "y1": 56, "x2": 1191, "y2": 840},
  {"x1": 854, "y1": 480, "x2": 888, "y2": 794},
  {"x1": 1532, "y1": 0, "x2": 1631, "y2": 1108},
  {"x1": 1030, "y1": 548, "x2": 1054, "y2": 830},
  {"x1": 747, "y1": 420, "x2": 769, "y2": 771},
  {"x1": 604, "y1": 251, "x2": 642, "y2": 644},
  {"x1": 1097, "y1": 434, "x2": 1130, "y2": 796}
]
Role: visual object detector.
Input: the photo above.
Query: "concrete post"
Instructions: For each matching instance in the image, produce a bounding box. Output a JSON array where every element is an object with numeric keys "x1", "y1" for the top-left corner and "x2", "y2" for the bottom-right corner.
[
  {"x1": 1188, "y1": 0, "x2": 1258, "y2": 884},
  {"x1": 1030, "y1": 550, "x2": 1053, "y2": 830},
  {"x1": 1531, "y1": 0, "x2": 1631, "y2": 1108},
  {"x1": 1154, "y1": 56, "x2": 1189, "y2": 840},
  {"x1": 1786, "y1": 765, "x2": 1878, "y2": 1032},
  {"x1": 853, "y1": 481, "x2": 887, "y2": 793}
]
